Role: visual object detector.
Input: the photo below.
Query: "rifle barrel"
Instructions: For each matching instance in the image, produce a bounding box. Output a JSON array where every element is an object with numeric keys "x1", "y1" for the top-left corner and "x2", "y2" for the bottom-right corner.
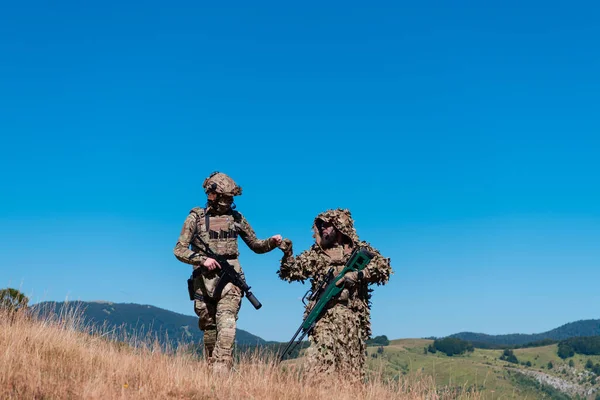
[{"x1": 280, "y1": 325, "x2": 305, "y2": 361}]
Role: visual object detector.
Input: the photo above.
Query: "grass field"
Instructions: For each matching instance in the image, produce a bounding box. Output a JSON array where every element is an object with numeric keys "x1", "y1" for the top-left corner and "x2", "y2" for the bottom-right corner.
[
  {"x1": 0, "y1": 308, "x2": 481, "y2": 400},
  {"x1": 3, "y1": 305, "x2": 599, "y2": 399}
]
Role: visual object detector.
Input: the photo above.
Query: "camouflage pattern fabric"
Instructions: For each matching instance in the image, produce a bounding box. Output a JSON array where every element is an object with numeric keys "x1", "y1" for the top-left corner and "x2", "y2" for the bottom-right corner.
[
  {"x1": 202, "y1": 171, "x2": 243, "y2": 196},
  {"x1": 175, "y1": 208, "x2": 276, "y2": 298},
  {"x1": 304, "y1": 304, "x2": 365, "y2": 383},
  {"x1": 278, "y1": 208, "x2": 392, "y2": 381},
  {"x1": 174, "y1": 206, "x2": 276, "y2": 371},
  {"x1": 194, "y1": 287, "x2": 242, "y2": 369}
]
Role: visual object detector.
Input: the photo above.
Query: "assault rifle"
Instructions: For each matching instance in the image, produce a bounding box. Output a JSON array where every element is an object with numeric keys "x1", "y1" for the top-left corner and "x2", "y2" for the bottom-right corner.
[
  {"x1": 279, "y1": 247, "x2": 374, "y2": 361},
  {"x1": 187, "y1": 255, "x2": 262, "y2": 310}
]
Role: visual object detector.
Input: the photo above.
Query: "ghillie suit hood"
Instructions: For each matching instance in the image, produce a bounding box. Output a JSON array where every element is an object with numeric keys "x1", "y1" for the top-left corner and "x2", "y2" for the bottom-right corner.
[{"x1": 312, "y1": 208, "x2": 359, "y2": 250}]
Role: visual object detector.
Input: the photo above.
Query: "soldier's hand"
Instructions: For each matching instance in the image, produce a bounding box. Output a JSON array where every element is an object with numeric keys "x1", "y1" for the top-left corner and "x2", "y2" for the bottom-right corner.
[
  {"x1": 336, "y1": 269, "x2": 371, "y2": 287},
  {"x1": 203, "y1": 258, "x2": 221, "y2": 271},
  {"x1": 336, "y1": 271, "x2": 360, "y2": 287},
  {"x1": 270, "y1": 234, "x2": 283, "y2": 247},
  {"x1": 279, "y1": 238, "x2": 293, "y2": 254}
]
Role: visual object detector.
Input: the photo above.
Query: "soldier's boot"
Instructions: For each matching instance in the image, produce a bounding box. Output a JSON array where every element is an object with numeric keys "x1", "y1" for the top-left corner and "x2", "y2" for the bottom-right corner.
[{"x1": 203, "y1": 327, "x2": 217, "y2": 365}]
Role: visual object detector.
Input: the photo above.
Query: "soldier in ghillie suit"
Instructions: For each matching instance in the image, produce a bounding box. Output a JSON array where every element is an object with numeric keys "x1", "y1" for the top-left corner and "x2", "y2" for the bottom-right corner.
[
  {"x1": 174, "y1": 172, "x2": 282, "y2": 373},
  {"x1": 278, "y1": 209, "x2": 392, "y2": 382}
]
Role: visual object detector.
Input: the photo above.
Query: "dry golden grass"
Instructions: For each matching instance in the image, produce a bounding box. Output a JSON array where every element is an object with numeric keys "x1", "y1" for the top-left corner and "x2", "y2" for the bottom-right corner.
[{"x1": 0, "y1": 307, "x2": 480, "y2": 399}]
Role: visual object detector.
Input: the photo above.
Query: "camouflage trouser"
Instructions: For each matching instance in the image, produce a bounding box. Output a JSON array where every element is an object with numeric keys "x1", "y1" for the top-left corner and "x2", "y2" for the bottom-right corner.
[
  {"x1": 304, "y1": 304, "x2": 366, "y2": 384},
  {"x1": 194, "y1": 284, "x2": 242, "y2": 371}
]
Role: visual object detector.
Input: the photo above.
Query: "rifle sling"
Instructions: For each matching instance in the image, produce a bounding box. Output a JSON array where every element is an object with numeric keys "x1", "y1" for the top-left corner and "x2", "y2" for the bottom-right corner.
[{"x1": 205, "y1": 209, "x2": 210, "y2": 233}]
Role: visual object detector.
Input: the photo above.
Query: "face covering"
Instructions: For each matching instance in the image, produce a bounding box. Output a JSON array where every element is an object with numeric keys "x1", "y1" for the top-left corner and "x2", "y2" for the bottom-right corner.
[{"x1": 208, "y1": 194, "x2": 234, "y2": 215}]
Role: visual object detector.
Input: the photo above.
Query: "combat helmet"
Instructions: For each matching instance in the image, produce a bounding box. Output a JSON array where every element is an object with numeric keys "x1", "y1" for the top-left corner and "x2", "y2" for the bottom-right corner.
[{"x1": 202, "y1": 172, "x2": 243, "y2": 197}]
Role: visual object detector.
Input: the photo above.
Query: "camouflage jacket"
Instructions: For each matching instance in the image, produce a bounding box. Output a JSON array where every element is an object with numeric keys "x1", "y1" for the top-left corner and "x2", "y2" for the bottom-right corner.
[
  {"x1": 277, "y1": 209, "x2": 392, "y2": 336},
  {"x1": 174, "y1": 207, "x2": 277, "y2": 298}
]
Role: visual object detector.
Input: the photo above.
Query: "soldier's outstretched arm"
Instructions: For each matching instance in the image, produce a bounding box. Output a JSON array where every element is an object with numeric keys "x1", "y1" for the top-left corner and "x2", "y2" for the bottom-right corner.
[
  {"x1": 234, "y1": 212, "x2": 280, "y2": 254},
  {"x1": 173, "y1": 212, "x2": 207, "y2": 267}
]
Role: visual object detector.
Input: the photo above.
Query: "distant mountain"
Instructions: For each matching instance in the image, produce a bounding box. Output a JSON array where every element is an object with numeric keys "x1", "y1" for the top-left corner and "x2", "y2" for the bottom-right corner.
[
  {"x1": 449, "y1": 319, "x2": 600, "y2": 346},
  {"x1": 32, "y1": 301, "x2": 266, "y2": 347}
]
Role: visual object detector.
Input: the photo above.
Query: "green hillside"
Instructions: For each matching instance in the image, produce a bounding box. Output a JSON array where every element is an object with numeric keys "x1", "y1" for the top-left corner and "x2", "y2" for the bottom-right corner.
[
  {"x1": 450, "y1": 320, "x2": 600, "y2": 346},
  {"x1": 366, "y1": 339, "x2": 600, "y2": 399},
  {"x1": 32, "y1": 301, "x2": 266, "y2": 347}
]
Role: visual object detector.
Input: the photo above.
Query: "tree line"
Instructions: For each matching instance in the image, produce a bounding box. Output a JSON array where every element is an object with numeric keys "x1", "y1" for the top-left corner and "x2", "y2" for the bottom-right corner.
[
  {"x1": 557, "y1": 336, "x2": 600, "y2": 359},
  {"x1": 427, "y1": 337, "x2": 474, "y2": 356}
]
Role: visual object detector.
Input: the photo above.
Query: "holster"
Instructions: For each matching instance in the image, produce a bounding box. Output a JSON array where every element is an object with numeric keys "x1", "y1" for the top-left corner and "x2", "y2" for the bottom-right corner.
[{"x1": 187, "y1": 277, "x2": 195, "y2": 301}]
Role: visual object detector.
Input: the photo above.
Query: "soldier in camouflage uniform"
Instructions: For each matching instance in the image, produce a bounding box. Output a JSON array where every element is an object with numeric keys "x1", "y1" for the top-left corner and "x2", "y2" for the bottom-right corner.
[
  {"x1": 278, "y1": 208, "x2": 392, "y2": 382},
  {"x1": 174, "y1": 172, "x2": 282, "y2": 373}
]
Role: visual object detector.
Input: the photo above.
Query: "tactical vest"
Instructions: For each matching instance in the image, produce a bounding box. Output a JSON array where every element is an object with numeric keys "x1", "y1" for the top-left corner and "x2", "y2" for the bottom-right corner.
[{"x1": 190, "y1": 207, "x2": 240, "y2": 258}]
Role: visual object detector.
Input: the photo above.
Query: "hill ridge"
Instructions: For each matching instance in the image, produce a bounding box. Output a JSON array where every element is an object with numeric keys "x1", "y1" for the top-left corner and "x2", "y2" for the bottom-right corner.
[
  {"x1": 32, "y1": 300, "x2": 266, "y2": 346},
  {"x1": 449, "y1": 319, "x2": 600, "y2": 345}
]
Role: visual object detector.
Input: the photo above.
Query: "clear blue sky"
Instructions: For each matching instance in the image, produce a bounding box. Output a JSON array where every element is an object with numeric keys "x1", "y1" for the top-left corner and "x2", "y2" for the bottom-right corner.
[{"x1": 1, "y1": 1, "x2": 599, "y2": 341}]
